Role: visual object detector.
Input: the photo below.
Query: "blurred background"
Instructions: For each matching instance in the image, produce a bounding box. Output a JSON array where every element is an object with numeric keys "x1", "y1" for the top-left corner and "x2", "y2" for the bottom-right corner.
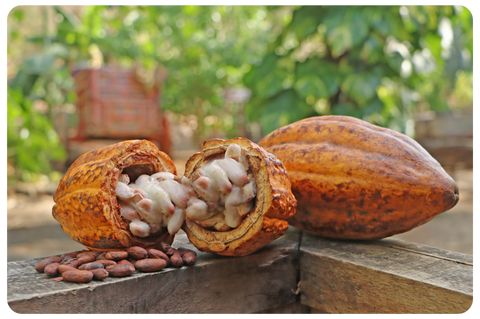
[{"x1": 7, "y1": 5, "x2": 473, "y2": 261}]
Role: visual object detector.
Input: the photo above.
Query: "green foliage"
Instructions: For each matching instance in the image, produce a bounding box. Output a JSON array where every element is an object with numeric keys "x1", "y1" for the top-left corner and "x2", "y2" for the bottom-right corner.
[
  {"x1": 7, "y1": 6, "x2": 474, "y2": 183},
  {"x1": 243, "y1": 6, "x2": 473, "y2": 135},
  {"x1": 7, "y1": 87, "x2": 67, "y2": 179},
  {"x1": 9, "y1": 6, "x2": 290, "y2": 144}
]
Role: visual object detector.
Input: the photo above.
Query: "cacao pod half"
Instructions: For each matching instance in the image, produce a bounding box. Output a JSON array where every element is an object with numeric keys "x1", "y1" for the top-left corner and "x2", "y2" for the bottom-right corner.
[
  {"x1": 52, "y1": 140, "x2": 176, "y2": 250},
  {"x1": 182, "y1": 138, "x2": 297, "y2": 256},
  {"x1": 259, "y1": 115, "x2": 459, "y2": 240}
]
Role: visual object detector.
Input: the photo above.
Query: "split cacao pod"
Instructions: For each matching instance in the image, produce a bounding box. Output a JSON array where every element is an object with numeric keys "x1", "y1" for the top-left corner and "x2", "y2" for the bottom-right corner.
[
  {"x1": 182, "y1": 138, "x2": 297, "y2": 256},
  {"x1": 259, "y1": 115, "x2": 459, "y2": 240},
  {"x1": 52, "y1": 140, "x2": 176, "y2": 250}
]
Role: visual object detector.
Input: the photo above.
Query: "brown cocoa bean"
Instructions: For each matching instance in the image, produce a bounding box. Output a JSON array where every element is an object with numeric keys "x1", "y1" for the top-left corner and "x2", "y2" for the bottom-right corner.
[
  {"x1": 178, "y1": 247, "x2": 197, "y2": 266},
  {"x1": 77, "y1": 254, "x2": 97, "y2": 266},
  {"x1": 90, "y1": 250, "x2": 103, "y2": 257},
  {"x1": 105, "y1": 264, "x2": 117, "y2": 272},
  {"x1": 44, "y1": 263, "x2": 60, "y2": 277},
  {"x1": 62, "y1": 258, "x2": 80, "y2": 268},
  {"x1": 108, "y1": 264, "x2": 135, "y2": 277},
  {"x1": 158, "y1": 242, "x2": 174, "y2": 256},
  {"x1": 62, "y1": 270, "x2": 93, "y2": 283},
  {"x1": 96, "y1": 260, "x2": 117, "y2": 267},
  {"x1": 135, "y1": 259, "x2": 167, "y2": 272},
  {"x1": 58, "y1": 265, "x2": 77, "y2": 274},
  {"x1": 78, "y1": 262, "x2": 104, "y2": 271},
  {"x1": 61, "y1": 256, "x2": 73, "y2": 262},
  {"x1": 118, "y1": 259, "x2": 134, "y2": 266},
  {"x1": 169, "y1": 249, "x2": 184, "y2": 268},
  {"x1": 147, "y1": 249, "x2": 170, "y2": 265},
  {"x1": 52, "y1": 277, "x2": 64, "y2": 282},
  {"x1": 127, "y1": 246, "x2": 148, "y2": 260},
  {"x1": 105, "y1": 251, "x2": 129, "y2": 261},
  {"x1": 61, "y1": 251, "x2": 82, "y2": 259},
  {"x1": 90, "y1": 268, "x2": 109, "y2": 280},
  {"x1": 77, "y1": 251, "x2": 97, "y2": 258},
  {"x1": 96, "y1": 252, "x2": 107, "y2": 260},
  {"x1": 35, "y1": 256, "x2": 63, "y2": 273}
]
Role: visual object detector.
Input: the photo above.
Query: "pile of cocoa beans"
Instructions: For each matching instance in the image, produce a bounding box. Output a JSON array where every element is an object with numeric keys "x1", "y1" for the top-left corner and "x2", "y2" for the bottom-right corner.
[{"x1": 34, "y1": 243, "x2": 196, "y2": 283}]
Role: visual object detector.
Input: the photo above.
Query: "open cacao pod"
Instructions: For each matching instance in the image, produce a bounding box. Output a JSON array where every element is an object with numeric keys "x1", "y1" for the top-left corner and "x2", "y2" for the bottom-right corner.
[
  {"x1": 182, "y1": 138, "x2": 297, "y2": 256},
  {"x1": 259, "y1": 115, "x2": 459, "y2": 240},
  {"x1": 53, "y1": 140, "x2": 177, "y2": 250},
  {"x1": 53, "y1": 138, "x2": 296, "y2": 256}
]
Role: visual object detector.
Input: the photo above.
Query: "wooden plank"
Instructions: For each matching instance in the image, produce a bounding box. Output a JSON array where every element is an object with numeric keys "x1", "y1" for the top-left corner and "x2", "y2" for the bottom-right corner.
[
  {"x1": 299, "y1": 232, "x2": 473, "y2": 314},
  {"x1": 8, "y1": 228, "x2": 301, "y2": 314},
  {"x1": 256, "y1": 301, "x2": 311, "y2": 313}
]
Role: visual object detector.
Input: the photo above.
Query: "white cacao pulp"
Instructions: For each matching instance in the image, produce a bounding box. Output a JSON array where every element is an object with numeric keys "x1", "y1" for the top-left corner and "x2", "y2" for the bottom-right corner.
[{"x1": 115, "y1": 143, "x2": 256, "y2": 237}]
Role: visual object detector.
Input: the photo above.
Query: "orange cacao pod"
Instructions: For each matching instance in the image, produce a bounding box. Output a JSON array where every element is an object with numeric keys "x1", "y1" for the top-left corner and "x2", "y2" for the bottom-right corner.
[
  {"x1": 182, "y1": 138, "x2": 297, "y2": 256},
  {"x1": 259, "y1": 116, "x2": 459, "y2": 240},
  {"x1": 52, "y1": 140, "x2": 176, "y2": 250}
]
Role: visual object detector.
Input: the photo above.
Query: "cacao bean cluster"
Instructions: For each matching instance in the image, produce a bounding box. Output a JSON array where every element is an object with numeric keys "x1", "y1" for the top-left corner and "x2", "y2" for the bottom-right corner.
[{"x1": 35, "y1": 243, "x2": 197, "y2": 283}]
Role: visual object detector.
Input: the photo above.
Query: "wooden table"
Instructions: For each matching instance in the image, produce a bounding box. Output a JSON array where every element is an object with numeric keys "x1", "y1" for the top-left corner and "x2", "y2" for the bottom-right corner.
[{"x1": 7, "y1": 228, "x2": 472, "y2": 314}]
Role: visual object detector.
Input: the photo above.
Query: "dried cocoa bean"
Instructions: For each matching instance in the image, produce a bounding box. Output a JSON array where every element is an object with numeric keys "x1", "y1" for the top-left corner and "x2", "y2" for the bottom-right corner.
[
  {"x1": 77, "y1": 251, "x2": 100, "y2": 258},
  {"x1": 127, "y1": 246, "x2": 148, "y2": 260},
  {"x1": 44, "y1": 263, "x2": 60, "y2": 277},
  {"x1": 61, "y1": 255, "x2": 73, "y2": 262},
  {"x1": 105, "y1": 264, "x2": 117, "y2": 272},
  {"x1": 35, "y1": 256, "x2": 62, "y2": 273},
  {"x1": 169, "y1": 249, "x2": 184, "y2": 268},
  {"x1": 147, "y1": 248, "x2": 170, "y2": 264},
  {"x1": 105, "y1": 251, "x2": 129, "y2": 261},
  {"x1": 158, "y1": 242, "x2": 174, "y2": 256},
  {"x1": 118, "y1": 259, "x2": 134, "y2": 266},
  {"x1": 96, "y1": 252, "x2": 107, "y2": 260},
  {"x1": 108, "y1": 264, "x2": 135, "y2": 277},
  {"x1": 96, "y1": 260, "x2": 117, "y2": 267},
  {"x1": 178, "y1": 247, "x2": 197, "y2": 266},
  {"x1": 77, "y1": 254, "x2": 97, "y2": 266},
  {"x1": 62, "y1": 258, "x2": 80, "y2": 268},
  {"x1": 58, "y1": 265, "x2": 77, "y2": 274},
  {"x1": 61, "y1": 251, "x2": 82, "y2": 259},
  {"x1": 62, "y1": 270, "x2": 94, "y2": 283},
  {"x1": 90, "y1": 250, "x2": 103, "y2": 257},
  {"x1": 135, "y1": 258, "x2": 167, "y2": 272},
  {"x1": 90, "y1": 268, "x2": 109, "y2": 281},
  {"x1": 78, "y1": 262, "x2": 104, "y2": 271}
]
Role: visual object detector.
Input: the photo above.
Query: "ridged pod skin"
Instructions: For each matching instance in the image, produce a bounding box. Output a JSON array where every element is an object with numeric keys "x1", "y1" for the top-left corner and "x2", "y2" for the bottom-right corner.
[
  {"x1": 259, "y1": 116, "x2": 459, "y2": 240},
  {"x1": 182, "y1": 138, "x2": 297, "y2": 256},
  {"x1": 52, "y1": 140, "x2": 176, "y2": 250}
]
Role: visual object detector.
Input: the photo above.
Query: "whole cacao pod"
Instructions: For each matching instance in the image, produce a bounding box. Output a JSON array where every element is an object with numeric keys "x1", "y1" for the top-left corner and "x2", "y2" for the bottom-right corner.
[{"x1": 259, "y1": 116, "x2": 459, "y2": 240}]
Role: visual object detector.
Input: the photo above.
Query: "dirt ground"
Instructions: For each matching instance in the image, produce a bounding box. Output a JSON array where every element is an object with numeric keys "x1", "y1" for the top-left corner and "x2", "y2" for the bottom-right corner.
[{"x1": 7, "y1": 163, "x2": 473, "y2": 262}]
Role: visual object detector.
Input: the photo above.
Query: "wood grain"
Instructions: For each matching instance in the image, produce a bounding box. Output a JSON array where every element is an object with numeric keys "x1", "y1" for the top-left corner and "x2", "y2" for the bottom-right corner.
[
  {"x1": 8, "y1": 229, "x2": 301, "y2": 314},
  {"x1": 8, "y1": 228, "x2": 473, "y2": 314},
  {"x1": 299, "y1": 232, "x2": 473, "y2": 314}
]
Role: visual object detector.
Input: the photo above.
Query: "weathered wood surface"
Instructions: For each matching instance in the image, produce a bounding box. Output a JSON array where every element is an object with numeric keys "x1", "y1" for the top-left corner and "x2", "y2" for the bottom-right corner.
[
  {"x1": 8, "y1": 227, "x2": 473, "y2": 314},
  {"x1": 8, "y1": 228, "x2": 301, "y2": 314},
  {"x1": 299, "y1": 232, "x2": 473, "y2": 314}
]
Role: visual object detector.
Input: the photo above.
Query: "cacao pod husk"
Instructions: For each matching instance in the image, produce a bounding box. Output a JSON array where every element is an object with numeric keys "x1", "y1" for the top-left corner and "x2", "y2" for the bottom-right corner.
[
  {"x1": 182, "y1": 138, "x2": 297, "y2": 256},
  {"x1": 259, "y1": 115, "x2": 459, "y2": 240},
  {"x1": 52, "y1": 140, "x2": 176, "y2": 250}
]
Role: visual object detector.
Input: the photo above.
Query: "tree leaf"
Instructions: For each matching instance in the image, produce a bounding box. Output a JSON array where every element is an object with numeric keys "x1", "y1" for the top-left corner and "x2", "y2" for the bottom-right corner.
[
  {"x1": 294, "y1": 74, "x2": 329, "y2": 99},
  {"x1": 259, "y1": 89, "x2": 313, "y2": 134},
  {"x1": 330, "y1": 102, "x2": 363, "y2": 118},
  {"x1": 348, "y1": 10, "x2": 369, "y2": 47},
  {"x1": 243, "y1": 52, "x2": 279, "y2": 87},
  {"x1": 296, "y1": 58, "x2": 341, "y2": 96},
  {"x1": 341, "y1": 73, "x2": 380, "y2": 106},
  {"x1": 288, "y1": 6, "x2": 326, "y2": 41}
]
